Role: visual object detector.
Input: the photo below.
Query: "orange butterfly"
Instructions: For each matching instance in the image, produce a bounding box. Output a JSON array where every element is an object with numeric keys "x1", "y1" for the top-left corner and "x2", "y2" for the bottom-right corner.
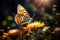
[{"x1": 15, "y1": 4, "x2": 33, "y2": 25}]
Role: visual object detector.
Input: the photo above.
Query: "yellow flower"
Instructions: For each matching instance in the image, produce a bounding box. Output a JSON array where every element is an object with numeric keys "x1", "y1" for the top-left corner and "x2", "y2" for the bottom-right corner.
[{"x1": 24, "y1": 21, "x2": 45, "y2": 31}]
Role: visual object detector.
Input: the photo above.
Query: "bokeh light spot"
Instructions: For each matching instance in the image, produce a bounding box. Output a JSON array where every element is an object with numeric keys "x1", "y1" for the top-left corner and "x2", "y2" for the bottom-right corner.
[
  {"x1": 7, "y1": 16, "x2": 13, "y2": 21},
  {"x1": 2, "y1": 21, "x2": 7, "y2": 26}
]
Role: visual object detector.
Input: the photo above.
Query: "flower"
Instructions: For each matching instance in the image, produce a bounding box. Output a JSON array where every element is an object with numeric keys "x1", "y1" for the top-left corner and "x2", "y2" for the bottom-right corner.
[{"x1": 24, "y1": 21, "x2": 45, "y2": 31}]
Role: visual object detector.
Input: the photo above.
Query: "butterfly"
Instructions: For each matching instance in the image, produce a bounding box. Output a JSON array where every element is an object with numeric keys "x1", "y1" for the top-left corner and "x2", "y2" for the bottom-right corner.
[{"x1": 15, "y1": 4, "x2": 33, "y2": 25}]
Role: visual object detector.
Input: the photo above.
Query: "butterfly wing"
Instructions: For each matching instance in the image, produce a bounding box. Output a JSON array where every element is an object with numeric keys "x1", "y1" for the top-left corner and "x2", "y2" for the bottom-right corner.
[
  {"x1": 17, "y1": 4, "x2": 30, "y2": 17},
  {"x1": 15, "y1": 4, "x2": 33, "y2": 25}
]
